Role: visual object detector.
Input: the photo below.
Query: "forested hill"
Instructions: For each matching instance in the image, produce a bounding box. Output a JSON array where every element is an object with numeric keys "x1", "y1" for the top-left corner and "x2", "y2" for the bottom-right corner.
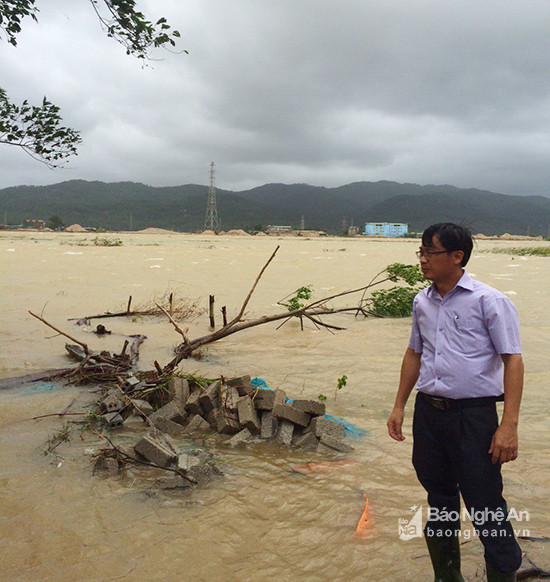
[{"x1": 1, "y1": 179, "x2": 549, "y2": 235}]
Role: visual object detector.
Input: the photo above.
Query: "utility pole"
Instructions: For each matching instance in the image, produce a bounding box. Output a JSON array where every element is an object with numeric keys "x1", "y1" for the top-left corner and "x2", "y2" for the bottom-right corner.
[
  {"x1": 204, "y1": 161, "x2": 219, "y2": 231},
  {"x1": 300, "y1": 214, "x2": 305, "y2": 231}
]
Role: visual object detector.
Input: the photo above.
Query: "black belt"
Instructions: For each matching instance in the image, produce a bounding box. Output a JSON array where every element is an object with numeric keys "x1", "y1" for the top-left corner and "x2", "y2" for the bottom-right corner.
[{"x1": 418, "y1": 391, "x2": 504, "y2": 410}]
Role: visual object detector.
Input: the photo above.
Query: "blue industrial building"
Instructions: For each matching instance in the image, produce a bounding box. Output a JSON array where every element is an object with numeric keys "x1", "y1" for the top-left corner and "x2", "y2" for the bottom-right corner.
[{"x1": 364, "y1": 222, "x2": 408, "y2": 237}]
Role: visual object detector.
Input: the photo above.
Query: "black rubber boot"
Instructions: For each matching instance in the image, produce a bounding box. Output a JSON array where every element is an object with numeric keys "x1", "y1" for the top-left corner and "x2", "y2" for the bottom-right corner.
[
  {"x1": 486, "y1": 562, "x2": 517, "y2": 582},
  {"x1": 425, "y1": 534, "x2": 465, "y2": 582}
]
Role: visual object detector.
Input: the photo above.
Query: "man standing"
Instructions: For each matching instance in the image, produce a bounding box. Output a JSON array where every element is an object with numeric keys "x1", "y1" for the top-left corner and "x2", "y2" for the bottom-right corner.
[{"x1": 387, "y1": 223, "x2": 523, "y2": 582}]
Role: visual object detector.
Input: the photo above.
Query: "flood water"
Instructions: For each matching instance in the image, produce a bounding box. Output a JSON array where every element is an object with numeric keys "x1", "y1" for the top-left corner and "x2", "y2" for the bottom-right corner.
[{"x1": 1, "y1": 231, "x2": 549, "y2": 581}]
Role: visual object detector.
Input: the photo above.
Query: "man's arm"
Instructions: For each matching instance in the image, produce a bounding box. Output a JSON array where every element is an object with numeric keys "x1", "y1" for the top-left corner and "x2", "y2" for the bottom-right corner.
[
  {"x1": 387, "y1": 348, "x2": 421, "y2": 441},
  {"x1": 488, "y1": 353, "x2": 524, "y2": 464}
]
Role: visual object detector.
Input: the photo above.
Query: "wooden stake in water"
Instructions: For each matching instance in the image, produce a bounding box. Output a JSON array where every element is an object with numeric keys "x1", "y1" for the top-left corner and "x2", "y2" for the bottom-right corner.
[{"x1": 209, "y1": 295, "x2": 215, "y2": 328}]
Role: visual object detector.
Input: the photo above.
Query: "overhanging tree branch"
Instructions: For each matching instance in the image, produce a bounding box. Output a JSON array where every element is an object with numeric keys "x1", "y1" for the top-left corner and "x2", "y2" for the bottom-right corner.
[
  {"x1": 1, "y1": 1, "x2": 184, "y2": 166},
  {"x1": 0, "y1": 88, "x2": 82, "y2": 168}
]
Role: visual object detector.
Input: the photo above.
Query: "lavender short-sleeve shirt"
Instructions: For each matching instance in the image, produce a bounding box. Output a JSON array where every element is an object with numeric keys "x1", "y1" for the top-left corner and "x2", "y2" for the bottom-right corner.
[{"x1": 408, "y1": 270, "x2": 521, "y2": 399}]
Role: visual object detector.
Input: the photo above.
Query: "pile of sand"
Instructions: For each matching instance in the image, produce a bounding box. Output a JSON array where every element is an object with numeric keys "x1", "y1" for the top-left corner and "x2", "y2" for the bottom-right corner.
[
  {"x1": 65, "y1": 224, "x2": 87, "y2": 232},
  {"x1": 500, "y1": 233, "x2": 543, "y2": 241},
  {"x1": 201, "y1": 229, "x2": 216, "y2": 235},
  {"x1": 226, "y1": 229, "x2": 250, "y2": 236},
  {"x1": 255, "y1": 231, "x2": 267, "y2": 236},
  {"x1": 477, "y1": 232, "x2": 544, "y2": 241},
  {"x1": 136, "y1": 227, "x2": 175, "y2": 234}
]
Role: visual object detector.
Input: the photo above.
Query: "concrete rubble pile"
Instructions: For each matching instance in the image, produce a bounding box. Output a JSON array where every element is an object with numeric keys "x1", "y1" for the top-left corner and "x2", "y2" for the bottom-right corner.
[{"x1": 94, "y1": 374, "x2": 355, "y2": 487}]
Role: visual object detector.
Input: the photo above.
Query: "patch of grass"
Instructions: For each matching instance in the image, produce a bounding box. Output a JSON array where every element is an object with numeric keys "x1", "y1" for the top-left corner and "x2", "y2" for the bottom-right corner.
[
  {"x1": 488, "y1": 246, "x2": 550, "y2": 257},
  {"x1": 93, "y1": 236, "x2": 123, "y2": 246}
]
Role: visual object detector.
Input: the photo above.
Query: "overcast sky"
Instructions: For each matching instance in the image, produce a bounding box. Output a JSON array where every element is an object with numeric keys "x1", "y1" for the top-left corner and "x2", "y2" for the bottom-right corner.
[{"x1": 2, "y1": 0, "x2": 550, "y2": 196}]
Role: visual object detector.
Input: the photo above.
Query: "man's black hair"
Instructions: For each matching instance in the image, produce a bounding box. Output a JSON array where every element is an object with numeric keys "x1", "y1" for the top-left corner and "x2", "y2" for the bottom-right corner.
[{"x1": 422, "y1": 223, "x2": 473, "y2": 267}]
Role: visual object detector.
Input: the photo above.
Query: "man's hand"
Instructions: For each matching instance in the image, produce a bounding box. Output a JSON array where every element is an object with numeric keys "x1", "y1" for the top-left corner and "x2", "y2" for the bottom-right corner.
[
  {"x1": 387, "y1": 349, "x2": 421, "y2": 441},
  {"x1": 488, "y1": 421, "x2": 518, "y2": 464},
  {"x1": 387, "y1": 407, "x2": 406, "y2": 441}
]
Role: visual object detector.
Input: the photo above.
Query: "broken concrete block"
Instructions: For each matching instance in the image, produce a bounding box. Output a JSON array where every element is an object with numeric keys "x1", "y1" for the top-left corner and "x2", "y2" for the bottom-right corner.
[
  {"x1": 215, "y1": 410, "x2": 241, "y2": 435},
  {"x1": 131, "y1": 399, "x2": 154, "y2": 417},
  {"x1": 184, "y1": 415, "x2": 212, "y2": 434},
  {"x1": 272, "y1": 403, "x2": 311, "y2": 428},
  {"x1": 184, "y1": 390, "x2": 203, "y2": 416},
  {"x1": 273, "y1": 389, "x2": 287, "y2": 407},
  {"x1": 199, "y1": 380, "x2": 221, "y2": 413},
  {"x1": 221, "y1": 386, "x2": 241, "y2": 411},
  {"x1": 177, "y1": 453, "x2": 202, "y2": 473},
  {"x1": 276, "y1": 419, "x2": 295, "y2": 445},
  {"x1": 226, "y1": 375, "x2": 251, "y2": 387},
  {"x1": 102, "y1": 412, "x2": 124, "y2": 427},
  {"x1": 293, "y1": 431, "x2": 319, "y2": 449},
  {"x1": 102, "y1": 393, "x2": 125, "y2": 413},
  {"x1": 205, "y1": 410, "x2": 218, "y2": 429},
  {"x1": 186, "y1": 463, "x2": 215, "y2": 486},
  {"x1": 319, "y1": 434, "x2": 354, "y2": 453},
  {"x1": 169, "y1": 376, "x2": 190, "y2": 406},
  {"x1": 159, "y1": 433, "x2": 181, "y2": 456},
  {"x1": 308, "y1": 416, "x2": 346, "y2": 439},
  {"x1": 150, "y1": 400, "x2": 187, "y2": 425},
  {"x1": 292, "y1": 399, "x2": 326, "y2": 417},
  {"x1": 226, "y1": 375, "x2": 254, "y2": 396},
  {"x1": 253, "y1": 388, "x2": 275, "y2": 410},
  {"x1": 227, "y1": 428, "x2": 253, "y2": 447},
  {"x1": 237, "y1": 396, "x2": 261, "y2": 434},
  {"x1": 253, "y1": 388, "x2": 286, "y2": 411},
  {"x1": 134, "y1": 435, "x2": 176, "y2": 467},
  {"x1": 260, "y1": 411, "x2": 279, "y2": 439},
  {"x1": 151, "y1": 417, "x2": 187, "y2": 437},
  {"x1": 122, "y1": 375, "x2": 141, "y2": 391}
]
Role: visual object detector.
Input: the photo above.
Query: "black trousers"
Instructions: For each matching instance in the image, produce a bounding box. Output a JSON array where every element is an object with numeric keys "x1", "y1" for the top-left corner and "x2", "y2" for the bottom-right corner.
[{"x1": 412, "y1": 392, "x2": 522, "y2": 573}]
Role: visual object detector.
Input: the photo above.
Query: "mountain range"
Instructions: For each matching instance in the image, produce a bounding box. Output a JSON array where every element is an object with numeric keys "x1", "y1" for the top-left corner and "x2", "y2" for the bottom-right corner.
[{"x1": 1, "y1": 179, "x2": 549, "y2": 236}]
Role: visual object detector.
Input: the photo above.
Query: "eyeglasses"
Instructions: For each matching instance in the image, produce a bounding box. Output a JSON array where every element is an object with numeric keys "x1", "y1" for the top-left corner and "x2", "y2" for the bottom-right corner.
[{"x1": 415, "y1": 249, "x2": 450, "y2": 259}]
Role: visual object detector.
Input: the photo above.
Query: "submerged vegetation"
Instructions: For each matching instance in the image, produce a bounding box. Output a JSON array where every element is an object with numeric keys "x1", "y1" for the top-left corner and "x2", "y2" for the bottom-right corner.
[{"x1": 486, "y1": 246, "x2": 550, "y2": 257}]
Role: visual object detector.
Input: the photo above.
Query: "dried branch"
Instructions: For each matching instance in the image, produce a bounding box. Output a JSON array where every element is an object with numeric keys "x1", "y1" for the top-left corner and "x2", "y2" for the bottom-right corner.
[
  {"x1": 29, "y1": 311, "x2": 89, "y2": 354},
  {"x1": 156, "y1": 303, "x2": 190, "y2": 345},
  {"x1": 161, "y1": 252, "x2": 404, "y2": 372},
  {"x1": 224, "y1": 245, "x2": 280, "y2": 329}
]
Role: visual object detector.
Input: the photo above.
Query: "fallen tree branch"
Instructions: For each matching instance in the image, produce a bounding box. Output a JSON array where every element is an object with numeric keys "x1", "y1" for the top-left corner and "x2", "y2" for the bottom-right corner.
[
  {"x1": 29, "y1": 311, "x2": 89, "y2": 354},
  {"x1": 67, "y1": 309, "x2": 154, "y2": 321},
  {"x1": 224, "y1": 245, "x2": 280, "y2": 329},
  {"x1": 156, "y1": 304, "x2": 190, "y2": 346},
  {"x1": 161, "y1": 254, "x2": 417, "y2": 372}
]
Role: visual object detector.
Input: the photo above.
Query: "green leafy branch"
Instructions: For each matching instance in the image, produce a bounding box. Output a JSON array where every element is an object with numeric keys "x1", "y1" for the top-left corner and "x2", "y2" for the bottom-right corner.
[
  {"x1": 0, "y1": 88, "x2": 82, "y2": 167},
  {"x1": 1, "y1": 1, "x2": 183, "y2": 166},
  {"x1": 0, "y1": 0, "x2": 38, "y2": 46},
  {"x1": 335, "y1": 374, "x2": 347, "y2": 400},
  {"x1": 362, "y1": 263, "x2": 428, "y2": 318},
  {"x1": 89, "y1": 0, "x2": 185, "y2": 59},
  {"x1": 0, "y1": 1, "x2": 184, "y2": 58}
]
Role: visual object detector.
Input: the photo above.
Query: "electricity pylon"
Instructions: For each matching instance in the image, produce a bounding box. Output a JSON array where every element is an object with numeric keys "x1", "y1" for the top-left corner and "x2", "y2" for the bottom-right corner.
[{"x1": 204, "y1": 161, "x2": 219, "y2": 231}]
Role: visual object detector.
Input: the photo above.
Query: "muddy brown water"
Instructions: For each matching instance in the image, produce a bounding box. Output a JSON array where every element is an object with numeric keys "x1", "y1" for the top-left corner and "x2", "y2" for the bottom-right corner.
[{"x1": 1, "y1": 232, "x2": 548, "y2": 581}]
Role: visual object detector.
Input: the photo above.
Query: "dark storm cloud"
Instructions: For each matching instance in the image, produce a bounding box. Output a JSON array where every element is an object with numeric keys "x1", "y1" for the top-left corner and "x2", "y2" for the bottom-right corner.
[{"x1": 1, "y1": 0, "x2": 550, "y2": 195}]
